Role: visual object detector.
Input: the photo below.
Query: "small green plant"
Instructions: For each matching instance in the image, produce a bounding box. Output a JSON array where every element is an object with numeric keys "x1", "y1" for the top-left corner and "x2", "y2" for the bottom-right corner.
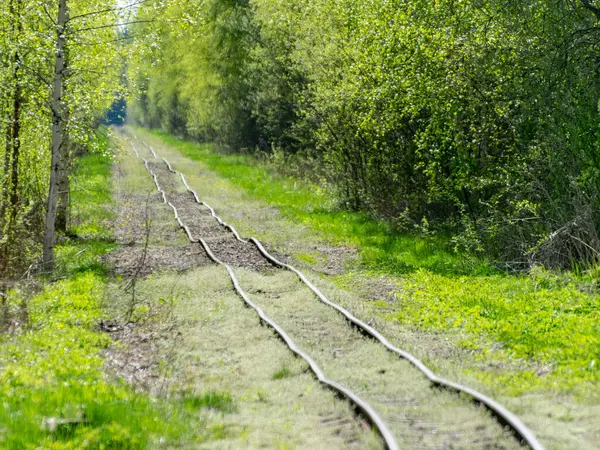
[
  {"x1": 183, "y1": 391, "x2": 236, "y2": 413},
  {"x1": 256, "y1": 387, "x2": 269, "y2": 403},
  {"x1": 272, "y1": 366, "x2": 293, "y2": 380}
]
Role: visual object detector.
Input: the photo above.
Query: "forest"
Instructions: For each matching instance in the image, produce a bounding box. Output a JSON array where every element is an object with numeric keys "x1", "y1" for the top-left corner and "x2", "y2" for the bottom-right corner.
[
  {"x1": 1, "y1": 1, "x2": 600, "y2": 448},
  {"x1": 0, "y1": 0, "x2": 125, "y2": 276},
  {"x1": 129, "y1": 0, "x2": 600, "y2": 270}
]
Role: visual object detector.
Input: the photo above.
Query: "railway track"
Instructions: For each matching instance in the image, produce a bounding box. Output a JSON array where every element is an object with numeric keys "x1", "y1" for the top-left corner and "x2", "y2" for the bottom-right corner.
[{"x1": 122, "y1": 131, "x2": 544, "y2": 450}]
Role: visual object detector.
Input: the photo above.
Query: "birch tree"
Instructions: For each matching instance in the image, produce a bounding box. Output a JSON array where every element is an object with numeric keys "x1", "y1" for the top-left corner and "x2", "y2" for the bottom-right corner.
[
  {"x1": 42, "y1": 0, "x2": 69, "y2": 269},
  {"x1": 41, "y1": 0, "x2": 161, "y2": 270}
]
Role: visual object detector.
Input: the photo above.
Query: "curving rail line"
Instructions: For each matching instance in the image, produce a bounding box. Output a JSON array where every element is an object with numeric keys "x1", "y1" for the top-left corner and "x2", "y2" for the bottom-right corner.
[
  {"x1": 128, "y1": 134, "x2": 545, "y2": 450},
  {"x1": 130, "y1": 140, "x2": 399, "y2": 450}
]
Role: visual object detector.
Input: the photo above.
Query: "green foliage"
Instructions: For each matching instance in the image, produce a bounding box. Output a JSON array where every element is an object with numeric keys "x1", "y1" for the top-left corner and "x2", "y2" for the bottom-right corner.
[
  {"x1": 54, "y1": 131, "x2": 116, "y2": 278},
  {"x1": 129, "y1": 0, "x2": 600, "y2": 269},
  {"x1": 129, "y1": 0, "x2": 259, "y2": 148},
  {"x1": 0, "y1": 1, "x2": 126, "y2": 274},
  {"x1": 272, "y1": 367, "x2": 293, "y2": 380},
  {"x1": 70, "y1": 139, "x2": 115, "y2": 240},
  {"x1": 183, "y1": 392, "x2": 236, "y2": 413}
]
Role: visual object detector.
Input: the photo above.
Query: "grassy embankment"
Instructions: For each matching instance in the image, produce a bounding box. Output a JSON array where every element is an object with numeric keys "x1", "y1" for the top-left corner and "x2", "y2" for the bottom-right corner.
[
  {"x1": 0, "y1": 130, "x2": 227, "y2": 448},
  {"x1": 151, "y1": 129, "x2": 599, "y2": 398}
]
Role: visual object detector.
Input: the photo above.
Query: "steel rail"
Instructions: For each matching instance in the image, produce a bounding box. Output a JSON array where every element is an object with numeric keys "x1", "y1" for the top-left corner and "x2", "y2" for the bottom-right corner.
[
  {"x1": 145, "y1": 140, "x2": 544, "y2": 450},
  {"x1": 130, "y1": 139, "x2": 400, "y2": 450}
]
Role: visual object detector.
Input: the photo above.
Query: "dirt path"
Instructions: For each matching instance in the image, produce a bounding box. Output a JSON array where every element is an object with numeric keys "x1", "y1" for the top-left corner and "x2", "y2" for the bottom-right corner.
[{"x1": 108, "y1": 130, "x2": 534, "y2": 449}]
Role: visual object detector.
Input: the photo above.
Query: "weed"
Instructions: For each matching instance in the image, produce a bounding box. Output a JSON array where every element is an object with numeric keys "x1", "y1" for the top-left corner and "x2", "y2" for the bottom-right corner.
[
  {"x1": 256, "y1": 387, "x2": 269, "y2": 403},
  {"x1": 295, "y1": 251, "x2": 319, "y2": 264},
  {"x1": 272, "y1": 366, "x2": 293, "y2": 380},
  {"x1": 183, "y1": 391, "x2": 236, "y2": 413}
]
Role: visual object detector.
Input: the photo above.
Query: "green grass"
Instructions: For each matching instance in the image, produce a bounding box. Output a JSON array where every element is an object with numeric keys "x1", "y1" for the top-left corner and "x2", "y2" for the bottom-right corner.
[
  {"x1": 0, "y1": 274, "x2": 204, "y2": 448},
  {"x1": 0, "y1": 133, "x2": 223, "y2": 448},
  {"x1": 374, "y1": 269, "x2": 599, "y2": 394},
  {"x1": 148, "y1": 129, "x2": 600, "y2": 397},
  {"x1": 183, "y1": 392, "x2": 236, "y2": 413},
  {"x1": 70, "y1": 129, "x2": 114, "y2": 241}
]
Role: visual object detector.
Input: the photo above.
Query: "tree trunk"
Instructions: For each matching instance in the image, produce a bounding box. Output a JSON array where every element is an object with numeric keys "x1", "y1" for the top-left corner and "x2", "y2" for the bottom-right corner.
[
  {"x1": 1, "y1": 101, "x2": 13, "y2": 222},
  {"x1": 56, "y1": 137, "x2": 70, "y2": 233},
  {"x1": 42, "y1": 0, "x2": 68, "y2": 271},
  {"x1": 1, "y1": 99, "x2": 13, "y2": 274},
  {"x1": 9, "y1": 60, "x2": 22, "y2": 220},
  {"x1": 56, "y1": 36, "x2": 71, "y2": 235}
]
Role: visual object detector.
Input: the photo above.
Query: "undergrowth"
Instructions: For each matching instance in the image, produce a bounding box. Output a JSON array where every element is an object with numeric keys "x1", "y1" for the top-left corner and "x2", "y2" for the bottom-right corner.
[
  {"x1": 0, "y1": 275, "x2": 203, "y2": 448},
  {"x1": 148, "y1": 128, "x2": 600, "y2": 397}
]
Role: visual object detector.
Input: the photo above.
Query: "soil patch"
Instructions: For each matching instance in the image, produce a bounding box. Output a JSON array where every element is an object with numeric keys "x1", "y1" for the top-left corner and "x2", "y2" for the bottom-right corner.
[
  {"x1": 209, "y1": 237, "x2": 277, "y2": 272},
  {"x1": 101, "y1": 315, "x2": 179, "y2": 395},
  {"x1": 167, "y1": 194, "x2": 233, "y2": 240},
  {"x1": 176, "y1": 209, "x2": 222, "y2": 231},
  {"x1": 101, "y1": 155, "x2": 198, "y2": 395},
  {"x1": 104, "y1": 244, "x2": 210, "y2": 278},
  {"x1": 187, "y1": 222, "x2": 233, "y2": 240},
  {"x1": 313, "y1": 244, "x2": 358, "y2": 275},
  {"x1": 167, "y1": 192, "x2": 207, "y2": 211},
  {"x1": 146, "y1": 163, "x2": 179, "y2": 189}
]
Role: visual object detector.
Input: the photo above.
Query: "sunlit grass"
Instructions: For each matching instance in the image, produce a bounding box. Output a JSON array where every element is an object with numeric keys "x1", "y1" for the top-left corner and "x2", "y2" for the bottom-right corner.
[
  {"x1": 0, "y1": 274, "x2": 207, "y2": 448},
  {"x1": 182, "y1": 392, "x2": 236, "y2": 414},
  {"x1": 70, "y1": 150, "x2": 114, "y2": 240},
  {"x1": 386, "y1": 269, "x2": 599, "y2": 394}
]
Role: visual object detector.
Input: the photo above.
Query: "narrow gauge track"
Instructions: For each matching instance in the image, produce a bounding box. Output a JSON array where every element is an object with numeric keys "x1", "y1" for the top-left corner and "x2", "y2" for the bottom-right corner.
[
  {"x1": 128, "y1": 138, "x2": 397, "y2": 450},
  {"x1": 123, "y1": 132, "x2": 543, "y2": 450}
]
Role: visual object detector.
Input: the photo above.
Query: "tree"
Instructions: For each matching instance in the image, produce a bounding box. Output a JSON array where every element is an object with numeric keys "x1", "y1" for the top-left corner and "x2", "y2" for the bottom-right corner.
[
  {"x1": 42, "y1": 0, "x2": 68, "y2": 270},
  {"x1": 129, "y1": 0, "x2": 600, "y2": 268}
]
